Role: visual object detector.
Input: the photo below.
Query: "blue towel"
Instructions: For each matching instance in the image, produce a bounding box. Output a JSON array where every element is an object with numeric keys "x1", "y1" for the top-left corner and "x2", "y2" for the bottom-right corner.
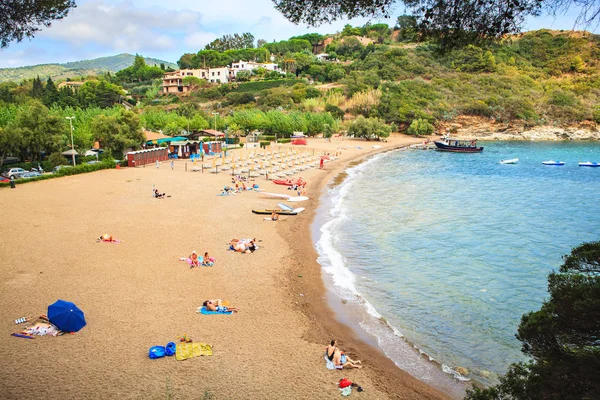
[
  {"x1": 324, "y1": 353, "x2": 336, "y2": 370},
  {"x1": 198, "y1": 306, "x2": 232, "y2": 315}
]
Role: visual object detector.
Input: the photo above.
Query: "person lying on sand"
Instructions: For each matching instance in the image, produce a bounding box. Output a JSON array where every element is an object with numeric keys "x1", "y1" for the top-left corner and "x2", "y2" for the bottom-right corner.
[
  {"x1": 203, "y1": 299, "x2": 238, "y2": 313},
  {"x1": 97, "y1": 233, "x2": 121, "y2": 243},
  {"x1": 270, "y1": 211, "x2": 279, "y2": 221},
  {"x1": 325, "y1": 339, "x2": 362, "y2": 369},
  {"x1": 154, "y1": 189, "x2": 165, "y2": 199},
  {"x1": 230, "y1": 238, "x2": 258, "y2": 253}
]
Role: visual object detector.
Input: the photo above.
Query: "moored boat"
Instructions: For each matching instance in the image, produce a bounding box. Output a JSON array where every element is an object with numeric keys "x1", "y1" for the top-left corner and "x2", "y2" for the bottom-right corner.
[
  {"x1": 578, "y1": 161, "x2": 600, "y2": 167},
  {"x1": 542, "y1": 161, "x2": 565, "y2": 166},
  {"x1": 500, "y1": 158, "x2": 519, "y2": 164},
  {"x1": 434, "y1": 137, "x2": 483, "y2": 153},
  {"x1": 252, "y1": 209, "x2": 304, "y2": 215}
]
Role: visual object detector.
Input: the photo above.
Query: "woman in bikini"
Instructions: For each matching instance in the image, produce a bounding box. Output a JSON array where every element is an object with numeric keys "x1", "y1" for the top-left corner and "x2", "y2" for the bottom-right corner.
[
  {"x1": 190, "y1": 251, "x2": 199, "y2": 268},
  {"x1": 325, "y1": 339, "x2": 362, "y2": 369},
  {"x1": 203, "y1": 299, "x2": 239, "y2": 313}
]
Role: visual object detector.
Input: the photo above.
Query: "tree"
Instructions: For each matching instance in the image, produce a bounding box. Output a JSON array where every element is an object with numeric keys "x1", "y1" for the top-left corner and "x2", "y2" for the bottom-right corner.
[
  {"x1": 466, "y1": 241, "x2": 600, "y2": 400},
  {"x1": 31, "y1": 76, "x2": 44, "y2": 99},
  {"x1": 43, "y1": 77, "x2": 59, "y2": 107},
  {"x1": 0, "y1": 0, "x2": 75, "y2": 48},
  {"x1": 79, "y1": 79, "x2": 124, "y2": 108},
  {"x1": 0, "y1": 126, "x2": 21, "y2": 167},
  {"x1": 347, "y1": 115, "x2": 391, "y2": 139},
  {"x1": 257, "y1": 39, "x2": 267, "y2": 47},
  {"x1": 407, "y1": 118, "x2": 434, "y2": 136},
  {"x1": 4, "y1": 101, "x2": 64, "y2": 161},
  {"x1": 91, "y1": 110, "x2": 144, "y2": 156},
  {"x1": 272, "y1": 0, "x2": 600, "y2": 49},
  {"x1": 236, "y1": 70, "x2": 253, "y2": 82},
  {"x1": 205, "y1": 32, "x2": 255, "y2": 51}
]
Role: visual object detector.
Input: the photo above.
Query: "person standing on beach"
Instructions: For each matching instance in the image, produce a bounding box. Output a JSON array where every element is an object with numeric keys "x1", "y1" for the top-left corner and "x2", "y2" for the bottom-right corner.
[
  {"x1": 170, "y1": 160, "x2": 174, "y2": 170},
  {"x1": 320, "y1": 157, "x2": 324, "y2": 169}
]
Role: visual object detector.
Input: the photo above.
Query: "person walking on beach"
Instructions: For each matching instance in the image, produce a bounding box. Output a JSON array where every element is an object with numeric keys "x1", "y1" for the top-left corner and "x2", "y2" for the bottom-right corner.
[
  {"x1": 320, "y1": 157, "x2": 324, "y2": 170},
  {"x1": 170, "y1": 160, "x2": 174, "y2": 170},
  {"x1": 156, "y1": 159, "x2": 159, "y2": 169}
]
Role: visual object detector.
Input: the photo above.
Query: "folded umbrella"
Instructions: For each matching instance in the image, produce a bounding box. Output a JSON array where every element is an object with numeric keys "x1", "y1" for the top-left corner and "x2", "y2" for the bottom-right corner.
[{"x1": 48, "y1": 300, "x2": 86, "y2": 332}]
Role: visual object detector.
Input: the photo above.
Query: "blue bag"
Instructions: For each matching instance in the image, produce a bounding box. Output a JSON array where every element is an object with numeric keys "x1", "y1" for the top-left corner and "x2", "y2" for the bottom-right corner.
[
  {"x1": 165, "y1": 342, "x2": 176, "y2": 356},
  {"x1": 149, "y1": 346, "x2": 166, "y2": 359}
]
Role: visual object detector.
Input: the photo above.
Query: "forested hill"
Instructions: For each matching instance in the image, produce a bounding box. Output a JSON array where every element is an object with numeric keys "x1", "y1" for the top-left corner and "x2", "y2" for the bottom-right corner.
[{"x1": 0, "y1": 54, "x2": 177, "y2": 83}]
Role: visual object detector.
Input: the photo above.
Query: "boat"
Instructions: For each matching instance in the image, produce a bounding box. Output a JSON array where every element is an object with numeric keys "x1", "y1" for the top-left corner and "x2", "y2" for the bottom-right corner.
[
  {"x1": 578, "y1": 161, "x2": 600, "y2": 167},
  {"x1": 500, "y1": 158, "x2": 519, "y2": 164},
  {"x1": 434, "y1": 137, "x2": 483, "y2": 153},
  {"x1": 272, "y1": 179, "x2": 306, "y2": 186},
  {"x1": 252, "y1": 208, "x2": 305, "y2": 215},
  {"x1": 542, "y1": 161, "x2": 565, "y2": 166}
]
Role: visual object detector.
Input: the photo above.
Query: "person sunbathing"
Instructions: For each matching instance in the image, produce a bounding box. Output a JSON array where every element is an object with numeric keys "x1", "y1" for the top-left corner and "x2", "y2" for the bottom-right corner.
[
  {"x1": 270, "y1": 211, "x2": 279, "y2": 221},
  {"x1": 154, "y1": 189, "x2": 165, "y2": 199},
  {"x1": 202, "y1": 252, "x2": 214, "y2": 266},
  {"x1": 190, "y1": 251, "x2": 199, "y2": 268},
  {"x1": 203, "y1": 299, "x2": 239, "y2": 313},
  {"x1": 98, "y1": 233, "x2": 119, "y2": 242},
  {"x1": 325, "y1": 339, "x2": 362, "y2": 369}
]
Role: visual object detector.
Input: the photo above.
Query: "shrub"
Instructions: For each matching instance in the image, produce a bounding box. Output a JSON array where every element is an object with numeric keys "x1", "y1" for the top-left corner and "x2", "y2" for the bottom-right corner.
[
  {"x1": 259, "y1": 141, "x2": 270, "y2": 148},
  {"x1": 325, "y1": 104, "x2": 345, "y2": 120},
  {"x1": 277, "y1": 138, "x2": 292, "y2": 144},
  {"x1": 0, "y1": 160, "x2": 115, "y2": 187}
]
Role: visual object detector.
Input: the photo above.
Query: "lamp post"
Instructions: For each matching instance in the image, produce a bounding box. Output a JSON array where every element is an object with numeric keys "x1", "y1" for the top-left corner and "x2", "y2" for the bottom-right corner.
[
  {"x1": 212, "y1": 112, "x2": 218, "y2": 131},
  {"x1": 65, "y1": 116, "x2": 76, "y2": 166}
]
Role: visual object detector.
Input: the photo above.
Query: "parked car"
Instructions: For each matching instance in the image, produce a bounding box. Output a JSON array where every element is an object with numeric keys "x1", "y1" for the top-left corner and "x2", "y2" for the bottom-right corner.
[
  {"x1": 1, "y1": 167, "x2": 27, "y2": 179},
  {"x1": 21, "y1": 171, "x2": 41, "y2": 179},
  {"x1": 0, "y1": 176, "x2": 9, "y2": 183},
  {"x1": 52, "y1": 165, "x2": 74, "y2": 174},
  {"x1": 84, "y1": 149, "x2": 104, "y2": 157}
]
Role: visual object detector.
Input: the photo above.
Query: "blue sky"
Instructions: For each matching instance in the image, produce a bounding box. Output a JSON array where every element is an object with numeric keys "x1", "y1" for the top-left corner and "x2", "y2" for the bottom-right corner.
[{"x1": 0, "y1": 0, "x2": 596, "y2": 68}]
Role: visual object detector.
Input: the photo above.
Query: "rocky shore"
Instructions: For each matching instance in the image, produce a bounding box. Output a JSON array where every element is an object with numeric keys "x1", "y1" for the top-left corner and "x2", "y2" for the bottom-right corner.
[{"x1": 439, "y1": 116, "x2": 600, "y2": 141}]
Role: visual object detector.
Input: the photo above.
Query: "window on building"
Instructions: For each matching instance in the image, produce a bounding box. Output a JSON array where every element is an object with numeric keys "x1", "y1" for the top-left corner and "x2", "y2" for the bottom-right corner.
[{"x1": 217, "y1": 71, "x2": 220, "y2": 75}]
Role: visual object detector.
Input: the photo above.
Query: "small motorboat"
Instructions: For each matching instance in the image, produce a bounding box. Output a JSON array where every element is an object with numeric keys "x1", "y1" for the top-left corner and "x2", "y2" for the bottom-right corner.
[
  {"x1": 500, "y1": 158, "x2": 519, "y2": 164},
  {"x1": 578, "y1": 161, "x2": 600, "y2": 167},
  {"x1": 542, "y1": 161, "x2": 565, "y2": 166}
]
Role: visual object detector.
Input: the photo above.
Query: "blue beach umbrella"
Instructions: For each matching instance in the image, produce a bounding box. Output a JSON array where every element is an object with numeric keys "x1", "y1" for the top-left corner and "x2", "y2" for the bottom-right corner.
[{"x1": 48, "y1": 300, "x2": 87, "y2": 332}]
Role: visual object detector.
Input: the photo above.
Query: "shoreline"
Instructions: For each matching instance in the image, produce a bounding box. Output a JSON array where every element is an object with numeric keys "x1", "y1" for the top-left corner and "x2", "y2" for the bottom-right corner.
[
  {"x1": 1, "y1": 135, "x2": 452, "y2": 400},
  {"x1": 279, "y1": 137, "x2": 455, "y2": 399}
]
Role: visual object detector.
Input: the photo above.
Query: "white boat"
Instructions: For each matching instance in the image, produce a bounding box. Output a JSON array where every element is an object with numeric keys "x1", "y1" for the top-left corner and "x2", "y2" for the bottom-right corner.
[
  {"x1": 500, "y1": 158, "x2": 519, "y2": 164},
  {"x1": 578, "y1": 161, "x2": 600, "y2": 167},
  {"x1": 542, "y1": 160, "x2": 565, "y2": 166},
  {"x1": 410, "y1": 141, "x2": 437, "y2": 150}
]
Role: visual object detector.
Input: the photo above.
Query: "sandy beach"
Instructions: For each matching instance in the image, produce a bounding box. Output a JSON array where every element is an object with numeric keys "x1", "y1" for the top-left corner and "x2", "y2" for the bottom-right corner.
[{"x1": 0, "y1": 135, "x2": 450, "y2": 399}]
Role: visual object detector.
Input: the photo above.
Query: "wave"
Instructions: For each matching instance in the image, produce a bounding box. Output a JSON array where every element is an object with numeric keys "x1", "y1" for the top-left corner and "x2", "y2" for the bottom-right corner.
[{"x1": 315, "y1": 150, "x2": 468, "y2": 397}]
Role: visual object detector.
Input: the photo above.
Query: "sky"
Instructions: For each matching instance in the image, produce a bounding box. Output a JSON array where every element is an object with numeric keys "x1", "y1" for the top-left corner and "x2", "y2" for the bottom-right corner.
[{"x1": 0, "y1": 0, "x2": 597, "y2": 68}]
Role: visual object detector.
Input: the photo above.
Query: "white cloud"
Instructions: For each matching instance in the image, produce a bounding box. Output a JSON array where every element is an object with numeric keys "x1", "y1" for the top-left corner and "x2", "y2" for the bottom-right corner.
[
  {"x1": 184, "y1": 32, "x2": 218, "y2": 49},
  {"x1": 39, "y1": 0, "x2": 205, "y2": 51}
]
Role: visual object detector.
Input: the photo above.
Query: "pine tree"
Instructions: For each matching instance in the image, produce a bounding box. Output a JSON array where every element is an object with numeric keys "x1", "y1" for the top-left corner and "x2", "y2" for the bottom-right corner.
[
  {"x1": 43, "y1": 77, "x2": 59, "y2": 106},
  {"x1": 31, "y1": 76, "x2": 44, "y2": 98}
]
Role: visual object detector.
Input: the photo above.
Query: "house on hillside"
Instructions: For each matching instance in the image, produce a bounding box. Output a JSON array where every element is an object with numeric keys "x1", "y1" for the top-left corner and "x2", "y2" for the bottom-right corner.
[
  {"x1": 230, "y1": 60, "x2": 280, "y2": 77},
  {"x1": 316, "y1": 53, "x2": 330, "y2": 61},
  {"x1": 57, "y1": 81, "x2": 85, "y2": 89},
  {"x1": 162, "y1": 67, "x2": 231, "y2": 93}
]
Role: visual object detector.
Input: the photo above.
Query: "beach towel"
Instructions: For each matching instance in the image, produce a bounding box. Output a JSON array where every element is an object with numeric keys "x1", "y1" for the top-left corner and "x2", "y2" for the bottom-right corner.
[
  {"x1": 175, "y1": 342, "x2": 213, "y2": 361},
  {"x1": 14, "y1": 317, "x2": 63, "y2": 338},
  {"x1": 196, "y1": 306, "x2": 233, "y2": 315},
  {"x1": 324, "y1": 353, "x2": 336, "y2": 370}
]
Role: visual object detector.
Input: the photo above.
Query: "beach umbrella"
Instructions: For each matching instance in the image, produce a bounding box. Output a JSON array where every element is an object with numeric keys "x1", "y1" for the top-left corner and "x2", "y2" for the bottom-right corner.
[
  {"x1": 48, "y1": 300, "x2": 86, "y2": 332},
  {"x1": 212, "y1": 156, "x2": 216, "y2": 172},
  {"x1": 321, "y1": 155, "x2": 330, "y2": 160}
]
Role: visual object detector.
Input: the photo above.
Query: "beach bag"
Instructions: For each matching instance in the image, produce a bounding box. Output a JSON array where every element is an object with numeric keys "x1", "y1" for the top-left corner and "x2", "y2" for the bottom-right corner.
[
  {"x1": 339, "y1": 378, "x2": 352, "y2": 388},
  {"x1": 165, "y1": 342, "x2": 176, "y2": 356},
  {"x1": 149, "y1": 346, "x2": 166, "y2": 359}
]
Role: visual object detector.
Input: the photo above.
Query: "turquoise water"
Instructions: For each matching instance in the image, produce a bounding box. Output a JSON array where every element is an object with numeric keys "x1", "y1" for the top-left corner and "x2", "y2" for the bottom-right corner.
[{"x1": 316, "y1": 141, "x2": 600, "y2": 390}]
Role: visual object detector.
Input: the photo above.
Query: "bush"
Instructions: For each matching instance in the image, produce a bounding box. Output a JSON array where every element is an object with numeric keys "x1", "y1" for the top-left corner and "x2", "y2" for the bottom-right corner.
[
  {"x1": 325, "y1": 104, "x2": 345, "y2": 120},
  {"x1": 0, "y1": 160, "x2": 116, "y2": 187},
  {"x1": 259, "y1": 141, "x2": 270, "y2": 148},
  {"x1": 277, "y1": 138, "x2": 292, "y2": 144}
]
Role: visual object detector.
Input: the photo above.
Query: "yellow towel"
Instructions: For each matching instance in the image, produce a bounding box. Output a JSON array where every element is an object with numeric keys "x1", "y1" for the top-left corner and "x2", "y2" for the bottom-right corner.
[{"x1": 176, "y1": 342, "x2": 213, "y2": 361}]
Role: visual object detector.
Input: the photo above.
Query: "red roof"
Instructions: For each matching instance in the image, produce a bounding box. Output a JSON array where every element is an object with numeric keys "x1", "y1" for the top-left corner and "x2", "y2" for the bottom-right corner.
[{"x1": 144, "y1": 130, "x2": 172, "y2": 141}]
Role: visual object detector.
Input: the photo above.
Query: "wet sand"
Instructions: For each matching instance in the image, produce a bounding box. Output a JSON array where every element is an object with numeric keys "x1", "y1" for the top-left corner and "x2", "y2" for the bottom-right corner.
[{"x1": 0, "y1": 135, "x2": 450, "y2": 399}]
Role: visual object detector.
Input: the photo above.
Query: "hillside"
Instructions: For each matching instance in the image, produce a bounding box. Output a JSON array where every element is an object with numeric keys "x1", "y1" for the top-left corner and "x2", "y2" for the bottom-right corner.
[{"x1": 0, "y1": 53, "x2": 177, "y2": 83}]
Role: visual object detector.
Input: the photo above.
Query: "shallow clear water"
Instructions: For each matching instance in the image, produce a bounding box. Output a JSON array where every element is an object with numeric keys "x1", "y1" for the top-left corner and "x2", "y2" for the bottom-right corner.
[{"x1": 316, "y1": 141, "x2": 600, "y2": 389}]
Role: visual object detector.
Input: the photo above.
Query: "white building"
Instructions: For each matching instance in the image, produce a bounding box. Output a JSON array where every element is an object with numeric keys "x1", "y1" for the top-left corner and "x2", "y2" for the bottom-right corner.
[{"x1": 230, "y1": 60, "x2": 280, "y2": 76}]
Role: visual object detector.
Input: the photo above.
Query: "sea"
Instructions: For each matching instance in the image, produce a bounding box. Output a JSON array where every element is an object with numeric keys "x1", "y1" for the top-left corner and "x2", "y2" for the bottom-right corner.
[{"x1": 313, "y1": 141, "x2": 600, "y2": 398}]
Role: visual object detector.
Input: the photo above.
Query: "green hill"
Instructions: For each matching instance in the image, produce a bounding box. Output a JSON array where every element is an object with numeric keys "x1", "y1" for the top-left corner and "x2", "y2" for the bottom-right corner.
[{"x1": 0, "y1": 53, "x2": 177, "y2": 83}]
